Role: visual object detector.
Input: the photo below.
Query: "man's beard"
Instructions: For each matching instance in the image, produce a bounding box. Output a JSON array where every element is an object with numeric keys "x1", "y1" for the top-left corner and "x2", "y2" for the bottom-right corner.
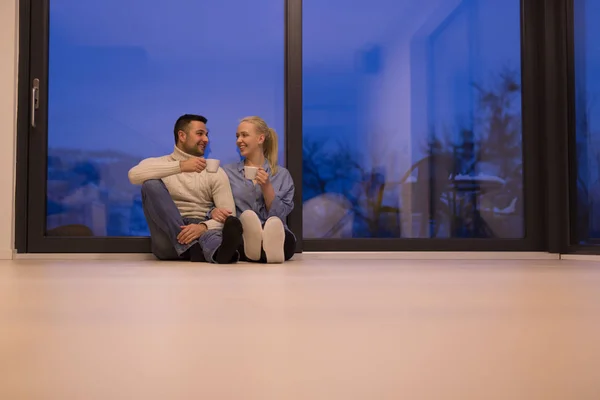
[{"x1": 184, "y1": 143, "x2": 205, "y2": 157}]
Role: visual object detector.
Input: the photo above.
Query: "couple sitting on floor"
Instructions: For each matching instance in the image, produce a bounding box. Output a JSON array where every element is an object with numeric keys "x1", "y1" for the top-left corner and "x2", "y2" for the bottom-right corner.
[{"x1": 128, "y1": 114, "x2": 295, "y2": 264}]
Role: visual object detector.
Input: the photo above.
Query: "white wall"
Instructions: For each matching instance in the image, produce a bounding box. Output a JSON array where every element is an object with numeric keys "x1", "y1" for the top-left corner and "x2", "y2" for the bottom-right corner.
[{"x1": 0, "y1": 0, "x2": 18, "y2": 259}]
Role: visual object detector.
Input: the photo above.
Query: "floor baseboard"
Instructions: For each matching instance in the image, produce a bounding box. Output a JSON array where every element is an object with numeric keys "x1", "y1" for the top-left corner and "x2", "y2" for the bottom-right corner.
[
  {"x1": 14, "y1": 253, "x2": 156, "y2": 261},
  {"x1": 299, "y1": 252, "x2": 560, "y2": 260},
  {"x1": 13, "y1": 251, "x2": 560, "y2": 261},
  {"x1": 560, "y1": 254, "x2": 600, "y2": 262}
]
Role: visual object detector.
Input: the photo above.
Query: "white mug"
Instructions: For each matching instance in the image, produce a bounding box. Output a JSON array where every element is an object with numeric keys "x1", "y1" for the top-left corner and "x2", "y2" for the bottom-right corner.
[
  {"x1": 244, "y1": 166, "x2": 258, "y2": 180},
  {"x1": 205, "y1": 159, "x2": 220, "y2": 173}
]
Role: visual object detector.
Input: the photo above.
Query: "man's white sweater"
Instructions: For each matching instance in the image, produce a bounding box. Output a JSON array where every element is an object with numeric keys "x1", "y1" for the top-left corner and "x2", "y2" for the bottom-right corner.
[{"x1": 128, "y1": 146, "x2": 235, "y2": 231}]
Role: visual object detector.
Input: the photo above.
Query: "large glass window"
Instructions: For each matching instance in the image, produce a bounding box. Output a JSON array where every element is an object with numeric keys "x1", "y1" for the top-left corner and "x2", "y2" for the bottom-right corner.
[
  {"x1": 573, "y1": 0, "x2": 600, "y2": 245},
  {"x1": 302, "y1": 0, "x2": 524, "y2": 239},
  {"x1": 46, "y1": 0, "x2": 284, "y2": 237}
]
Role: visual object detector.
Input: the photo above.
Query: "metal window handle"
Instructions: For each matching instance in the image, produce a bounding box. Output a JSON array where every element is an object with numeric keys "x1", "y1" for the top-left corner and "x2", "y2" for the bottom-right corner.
[{"x1": 31, "y1": 78, "x2": 40, "y2": 128}]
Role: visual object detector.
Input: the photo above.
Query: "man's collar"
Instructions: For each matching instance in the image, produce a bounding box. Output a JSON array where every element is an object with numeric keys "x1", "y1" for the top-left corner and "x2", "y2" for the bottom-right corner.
[{"x1": 171, "y1": 145, "x2": 194, "y2": 161}]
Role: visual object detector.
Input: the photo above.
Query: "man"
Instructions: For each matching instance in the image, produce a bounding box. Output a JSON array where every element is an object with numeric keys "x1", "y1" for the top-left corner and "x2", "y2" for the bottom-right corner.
[{"x1": 128, "y1": 114, "x2": 242, "y2": 263}]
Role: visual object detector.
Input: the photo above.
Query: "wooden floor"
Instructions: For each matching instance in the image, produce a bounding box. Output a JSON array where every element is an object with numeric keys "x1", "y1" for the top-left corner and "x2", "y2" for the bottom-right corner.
[{"x1": 1, "y1": 257, "x2": 600, "y2": 400}]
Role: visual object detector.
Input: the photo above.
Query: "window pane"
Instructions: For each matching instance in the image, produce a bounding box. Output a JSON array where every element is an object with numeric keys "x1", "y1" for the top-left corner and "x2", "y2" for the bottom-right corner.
[
  {"x1": 46, "y1": 0, "x2": 284, "y2": 236},
  {"x1": 574, "y1": 0, "x2": 600, "y2": 245},
  {"x1": 302, "y1": 0, "x2": 524, "y2": 239}
]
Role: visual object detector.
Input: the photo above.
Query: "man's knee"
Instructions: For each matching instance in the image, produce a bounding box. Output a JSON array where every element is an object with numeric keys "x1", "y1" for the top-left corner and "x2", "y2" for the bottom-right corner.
[{"x1": 141, "y1": 179, "x2": 166, "y2": 197}]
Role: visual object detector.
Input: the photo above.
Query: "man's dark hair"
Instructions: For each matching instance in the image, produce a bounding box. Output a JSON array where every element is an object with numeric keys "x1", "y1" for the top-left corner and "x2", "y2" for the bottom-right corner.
[{"x1": 174, "y1": 114, "x2": 208, "y2": 144}]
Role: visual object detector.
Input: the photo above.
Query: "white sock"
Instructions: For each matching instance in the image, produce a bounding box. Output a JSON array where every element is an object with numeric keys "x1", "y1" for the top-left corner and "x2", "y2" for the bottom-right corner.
[
  {"x1": 239, "y1": 210, "x2": 262, "y2": 261},
  {"x1": 262, "y1": 217, "x2": 285, "y2": 264}
]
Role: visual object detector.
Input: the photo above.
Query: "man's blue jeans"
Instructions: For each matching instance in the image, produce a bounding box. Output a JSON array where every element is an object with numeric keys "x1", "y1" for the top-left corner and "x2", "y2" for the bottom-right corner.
[{"x1": 141, "y1": 179, "x2": 222, "y2": 262}]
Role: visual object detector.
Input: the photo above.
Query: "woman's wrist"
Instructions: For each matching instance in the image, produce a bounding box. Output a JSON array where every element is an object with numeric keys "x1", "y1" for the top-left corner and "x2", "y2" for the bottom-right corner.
[{"x1": 260, "y1": 181, "x2": 273, "y2": 191}]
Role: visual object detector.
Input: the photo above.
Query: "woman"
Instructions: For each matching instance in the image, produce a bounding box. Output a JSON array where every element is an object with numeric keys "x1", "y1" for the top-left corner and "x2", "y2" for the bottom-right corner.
[{"x1": 210, "y1": 116, "x2": 295, "y2": 263}]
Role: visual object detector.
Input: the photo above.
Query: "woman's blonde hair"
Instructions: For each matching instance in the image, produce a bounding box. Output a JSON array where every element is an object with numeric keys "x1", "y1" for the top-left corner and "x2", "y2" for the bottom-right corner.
[{"x1": 240, "y1": 116, "x2": 279, "y2": 174}]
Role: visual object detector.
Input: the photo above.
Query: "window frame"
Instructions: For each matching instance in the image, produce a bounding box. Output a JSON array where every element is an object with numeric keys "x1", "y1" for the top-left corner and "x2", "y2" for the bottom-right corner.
[{"x1": 15, "y1": 0, "x2": 570, "y2": 254}]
